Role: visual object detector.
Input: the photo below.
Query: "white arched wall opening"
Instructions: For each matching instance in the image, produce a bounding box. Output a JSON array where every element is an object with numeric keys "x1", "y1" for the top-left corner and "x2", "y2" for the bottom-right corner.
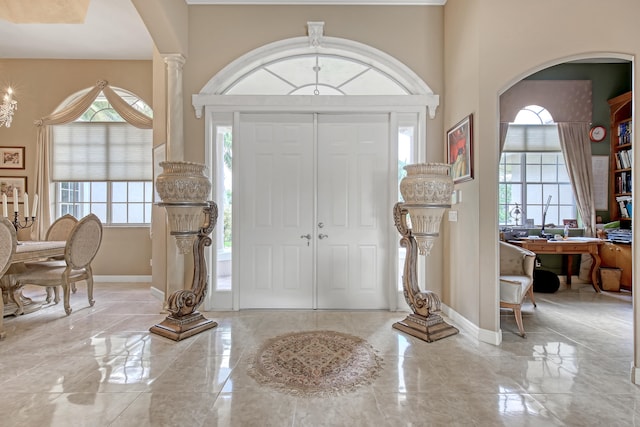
[
  {"x1": 495, "y1": 53, "x2": 637, "y2": 370},
  {"x1": 193, "y1": 32, "x2": 441, "y2": 311}
]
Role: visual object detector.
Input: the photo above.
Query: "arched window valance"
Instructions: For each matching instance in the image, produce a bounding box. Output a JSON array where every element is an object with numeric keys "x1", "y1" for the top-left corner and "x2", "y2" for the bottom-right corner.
[
  {"x1": 500, "y1": 80, "x2": 592, "y2": 124},
  {"x1": 34, "y1": 80, "x2": 152, "y2": 129}
]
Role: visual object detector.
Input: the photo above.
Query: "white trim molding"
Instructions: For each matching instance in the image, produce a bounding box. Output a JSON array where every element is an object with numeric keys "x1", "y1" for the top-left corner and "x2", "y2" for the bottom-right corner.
[{"x1": 441, "y1": 304, "x2": 503, "y2": 345}]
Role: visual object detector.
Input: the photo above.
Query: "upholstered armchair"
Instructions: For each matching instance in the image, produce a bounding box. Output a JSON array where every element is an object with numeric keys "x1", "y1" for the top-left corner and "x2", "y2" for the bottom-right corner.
[{"x1": 499, "y1": 241, "x2": 537, "y2": 337}]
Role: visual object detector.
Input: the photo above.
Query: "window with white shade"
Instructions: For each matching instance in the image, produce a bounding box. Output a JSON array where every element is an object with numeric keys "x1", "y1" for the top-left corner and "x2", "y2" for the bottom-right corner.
[
  {"x1": 52, "y1": 89, "x2": 153, "y2": 225},
  {"x1": 499, "y1": 105, "x2": 576, "y2": 227}
]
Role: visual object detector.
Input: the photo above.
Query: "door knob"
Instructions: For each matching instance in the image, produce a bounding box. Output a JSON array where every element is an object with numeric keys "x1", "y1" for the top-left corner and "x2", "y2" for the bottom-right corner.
[
  {"x1": 318, "y1": 233, "x2": 328, "y2": 239},
  {"x1": 300, "y1": 234, "x2": 312, "y2": 240}
]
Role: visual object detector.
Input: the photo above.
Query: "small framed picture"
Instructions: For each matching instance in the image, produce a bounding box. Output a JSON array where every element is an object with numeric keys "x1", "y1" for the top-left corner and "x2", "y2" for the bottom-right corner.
[
  {"x1": 563, "y1": 219, "x2": 578, "y2": 228},
  {"x1": 0, "y1": 176, "x2": 27, "y2": 201},
  {"x1": 0, "y1": 146, "x2": 25, "y2": 169},
  {"x1": 447, "y1": 114, "x2": 474, "y2": 183}
]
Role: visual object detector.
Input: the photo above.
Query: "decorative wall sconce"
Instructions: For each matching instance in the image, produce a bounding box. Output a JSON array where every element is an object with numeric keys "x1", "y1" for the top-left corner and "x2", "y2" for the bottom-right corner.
[
  {"x1": 0, "y1": 88, "x2": 17, "y2": 128},
  {"x1": 151, "y1": 161, "x2": 218, "y2": 341},
  {"x1": 393, "y1": 163, "x2": 459, "y2": 342}
]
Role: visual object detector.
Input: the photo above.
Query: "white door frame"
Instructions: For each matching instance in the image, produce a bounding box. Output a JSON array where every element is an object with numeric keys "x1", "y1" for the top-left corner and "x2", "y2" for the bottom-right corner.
[{"x1": 200, "y1": 95, "x2": 430, "y2": 311}]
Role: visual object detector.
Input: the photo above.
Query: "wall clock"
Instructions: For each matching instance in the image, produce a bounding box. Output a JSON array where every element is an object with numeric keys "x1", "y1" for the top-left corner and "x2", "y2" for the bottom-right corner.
[{"x1": 589, "y1": 125, "x2": 607, "y2": 142}]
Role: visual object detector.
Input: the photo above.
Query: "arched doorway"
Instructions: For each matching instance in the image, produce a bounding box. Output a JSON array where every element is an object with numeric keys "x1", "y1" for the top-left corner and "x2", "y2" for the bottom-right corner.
[
  {"x1": 496, "y1": 54, "x2": 634, "y2": 344},
  {"x1": 193, "y1": 24, "x2": 440, "y2": 310}
]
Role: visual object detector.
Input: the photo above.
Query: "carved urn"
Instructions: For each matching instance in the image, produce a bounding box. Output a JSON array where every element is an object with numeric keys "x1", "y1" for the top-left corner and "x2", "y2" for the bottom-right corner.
[
  {"x1": 399, "y1": 163, "x2": 454, "y2": 255},
  {"x1": 155, "y1": 161, "x2": 211, "y2": 254}
]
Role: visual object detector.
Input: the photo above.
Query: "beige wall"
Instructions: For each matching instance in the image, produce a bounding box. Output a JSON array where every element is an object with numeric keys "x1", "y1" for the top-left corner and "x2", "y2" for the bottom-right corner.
[
  {"x1": 444, "y1": 0, "x2": 640, "y2": 339},
  {"x1": 442, "y1": 0, "x2": 481, "y2": 327},
  {"x1": 182, "y1": 5, "x2": 445, "y2": 163},
  {"x1": 175, "y1": 5, "x2": 447, "y2": 296},
  {"x1": 0, "y1": 59, "x2": 153, "y2": 276}
]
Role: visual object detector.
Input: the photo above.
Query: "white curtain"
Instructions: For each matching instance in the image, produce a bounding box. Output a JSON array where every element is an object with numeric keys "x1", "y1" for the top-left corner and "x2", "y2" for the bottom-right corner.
[
  {"x1": 32, "y1": 80, "x2": 152, "y2": 239},
  {"x1": 557, "y1": 122, "x2": 596, "y2": 237},
  {"x1": 499, "y1": 122, "x2": 509, "y2": 154}
]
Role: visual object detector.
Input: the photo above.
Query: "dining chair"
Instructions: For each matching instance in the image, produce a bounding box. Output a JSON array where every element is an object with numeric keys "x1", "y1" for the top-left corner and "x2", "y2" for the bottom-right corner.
[
  {"x1": 0, "y1": 218, "x2": 18, "y2": 337},
  {"x1": 44, "y1": 214, "x2": 79, "y2": 303},
  {"x1": 16, "y1": 214, "x2": 103, "y2": 315}
]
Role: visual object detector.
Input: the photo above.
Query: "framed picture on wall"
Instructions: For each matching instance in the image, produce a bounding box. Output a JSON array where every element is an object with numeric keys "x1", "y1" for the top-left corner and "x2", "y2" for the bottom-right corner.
[
  {"x1": 447, "y1": 114, "x2": 474, "y2": 184},
  {"x1": 0, "y1": 146, "x2": 25, "y2": 169},
  {"x1": 0, "y1": 176, "x2": 27, "y2": 200}
]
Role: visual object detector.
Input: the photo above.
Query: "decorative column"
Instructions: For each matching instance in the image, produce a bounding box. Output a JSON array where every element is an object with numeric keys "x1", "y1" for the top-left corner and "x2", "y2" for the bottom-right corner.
[
  {"x1": 392, "y1": 163, "x2": 459, "y2": 342},
  {"x1": 151, "y1": 161, "x2": 218, "y2": 341},
  {"x1": 164, "y1": 54, "x2": 186, "y2": 161},
  {"x1": 163, "y1": 54, "x2": 186, "y2": 310}
]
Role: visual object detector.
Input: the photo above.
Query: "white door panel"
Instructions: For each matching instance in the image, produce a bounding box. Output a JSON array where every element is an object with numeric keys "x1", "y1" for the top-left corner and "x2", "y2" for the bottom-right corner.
[
  {"x1": 238, "y1": 114, "x2": 314, "y2": 308},
  {"x1": 238, "y1": 113, "x2": 390, "y2": 309},
  {"x1": 316, "y1": 114, "x2": 390, "y2": 309}
]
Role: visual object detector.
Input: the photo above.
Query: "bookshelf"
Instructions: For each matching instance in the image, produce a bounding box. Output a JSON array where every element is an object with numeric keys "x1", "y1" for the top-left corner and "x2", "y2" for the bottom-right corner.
[{"x1": 608, "y1": 91, "x2": 633, "y2": 227}]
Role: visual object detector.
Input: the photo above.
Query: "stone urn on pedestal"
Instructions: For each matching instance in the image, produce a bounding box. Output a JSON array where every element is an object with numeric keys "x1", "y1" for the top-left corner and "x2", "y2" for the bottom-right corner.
[
  {"x1": 151, "y1": 161, "x2": 218, "y2": 341},
  {"x1": 392, "y1": 163, "x2": 459, "y2": 342}
]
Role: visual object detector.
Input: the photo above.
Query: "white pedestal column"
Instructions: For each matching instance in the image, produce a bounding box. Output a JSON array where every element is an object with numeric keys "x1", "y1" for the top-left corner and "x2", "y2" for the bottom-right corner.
[{"x1": 163, "y1": 54, "x2": 186, "y2": 300}]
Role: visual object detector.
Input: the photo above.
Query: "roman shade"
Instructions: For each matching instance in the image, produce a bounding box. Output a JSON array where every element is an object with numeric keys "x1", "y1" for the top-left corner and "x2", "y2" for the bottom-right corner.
[{"x1": 52, "y1": 122, "x2": 152, "y2": 181}]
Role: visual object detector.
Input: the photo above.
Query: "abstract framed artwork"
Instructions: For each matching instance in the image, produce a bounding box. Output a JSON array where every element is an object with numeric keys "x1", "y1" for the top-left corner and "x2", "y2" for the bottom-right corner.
[
  {"x1": 447, "y1": 114, "x2": 473, "y2": 183},
  {"x1": 0, "y1": 176, "x2": 27, "y2": 200},
  {"x1": 0, "y1": 146, "x2": 25, "y2": 169}
]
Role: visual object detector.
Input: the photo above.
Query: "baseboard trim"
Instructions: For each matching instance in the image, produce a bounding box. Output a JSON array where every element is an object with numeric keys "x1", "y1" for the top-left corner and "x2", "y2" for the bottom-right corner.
[
  {"x1": 150, "y1": 286, "x2": 165, "y2": 302},
  {"x1": 441, "y1": 304, "x2": 502, "y2": 345},
  {"x1": 94, "y1": 275, "x2": 151, "y2": 283}
]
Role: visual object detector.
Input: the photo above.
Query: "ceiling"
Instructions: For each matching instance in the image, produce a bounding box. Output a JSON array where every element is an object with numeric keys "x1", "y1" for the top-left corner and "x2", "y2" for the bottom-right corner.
[
  {"x1": 0, "y1": 0, "x2": 447, "y2": 60},
  {"x1": 0, "y1": 0, "x2": 154, "y2": 60}
]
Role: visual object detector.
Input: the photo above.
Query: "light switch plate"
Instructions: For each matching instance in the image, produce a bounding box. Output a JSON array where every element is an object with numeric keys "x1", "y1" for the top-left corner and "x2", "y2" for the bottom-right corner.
[{"x1": 448, "y1": 210, "x2": 458, "y2": 222}]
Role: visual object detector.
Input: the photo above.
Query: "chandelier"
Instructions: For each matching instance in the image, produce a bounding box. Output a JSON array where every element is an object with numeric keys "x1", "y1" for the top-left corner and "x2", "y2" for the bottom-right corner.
[{"x1": 1, "y1": 88, "x2": 17, "y2": 128}]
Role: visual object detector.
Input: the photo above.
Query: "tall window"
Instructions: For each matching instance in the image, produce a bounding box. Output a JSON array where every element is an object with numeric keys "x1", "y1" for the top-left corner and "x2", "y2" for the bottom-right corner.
[
  {"x1": 499, "y1": 105, "x2": 576, "y2": 227},
  {"x1": 52, "y1": 89, "x2": 153, "y2": 225}
]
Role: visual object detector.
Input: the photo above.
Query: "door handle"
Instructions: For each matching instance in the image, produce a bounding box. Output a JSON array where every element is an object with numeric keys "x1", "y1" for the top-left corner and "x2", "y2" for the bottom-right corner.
[
  {"x1": 318, "y1": 233, "x2": 328, "y2": 239},
  {"x1": 300, "y1": 234, "x2": 312, "y2": 240}
]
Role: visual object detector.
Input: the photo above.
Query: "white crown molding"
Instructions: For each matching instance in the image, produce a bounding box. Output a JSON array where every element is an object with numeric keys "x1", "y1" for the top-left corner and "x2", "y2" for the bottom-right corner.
[{"x1": 185, "y1": 0, "x2": 446, "y2": 5}]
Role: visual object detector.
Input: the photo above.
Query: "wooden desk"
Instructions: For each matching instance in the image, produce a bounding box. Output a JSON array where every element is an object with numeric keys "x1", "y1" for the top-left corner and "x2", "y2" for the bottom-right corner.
[
  {"x1": 509, "y1": 238, "x2": 604, "y2": 293},
  {"x1": 1, "y1": 241, "x2": 66, "y2": 338}
]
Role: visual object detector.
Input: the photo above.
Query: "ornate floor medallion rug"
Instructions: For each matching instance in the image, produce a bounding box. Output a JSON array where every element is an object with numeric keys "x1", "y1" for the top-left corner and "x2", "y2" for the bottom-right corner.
[{"x1": 247, "y1": 330, "x2": 383, "y2": 397}]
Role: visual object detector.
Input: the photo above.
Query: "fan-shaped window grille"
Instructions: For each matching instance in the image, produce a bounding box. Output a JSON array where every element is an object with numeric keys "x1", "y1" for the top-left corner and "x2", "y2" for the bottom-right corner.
[{"x1": 225, "y1": 54, "x2": 408, "y2": 95}]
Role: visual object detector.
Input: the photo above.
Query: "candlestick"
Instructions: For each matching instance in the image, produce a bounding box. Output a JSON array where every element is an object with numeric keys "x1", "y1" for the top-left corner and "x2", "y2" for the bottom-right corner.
[
  {"x1": 24, "y1": 193, "x2": 29, "y2": 218},
  {"x1": 2, "y1": 194, "x2": 7, "y2": 217},
  {"x1": 31, "y1": 194, "x2": 38, "y2": 217},
  {"x1": 13, "y1": 188, "x2": 18, "y2": 212}
]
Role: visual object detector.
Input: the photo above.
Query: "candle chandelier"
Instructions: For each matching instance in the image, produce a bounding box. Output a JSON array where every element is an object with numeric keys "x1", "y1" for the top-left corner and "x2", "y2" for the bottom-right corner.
[{"x1": 1, "y1": 88, "x2": 17, "y2": 128}]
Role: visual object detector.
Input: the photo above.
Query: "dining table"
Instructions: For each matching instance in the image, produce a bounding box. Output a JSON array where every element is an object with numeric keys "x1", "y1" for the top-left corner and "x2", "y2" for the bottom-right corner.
[{"x1": 0, "y1": 240, "x2": 66, "y2": 339}]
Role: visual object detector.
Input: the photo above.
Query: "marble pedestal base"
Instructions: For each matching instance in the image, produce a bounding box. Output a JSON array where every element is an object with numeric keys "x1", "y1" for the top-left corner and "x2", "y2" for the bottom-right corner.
[
  {"x1": 393, "y1": 313, "x2": 458, "y2": 343},
  {"x1": 150, "y1": 312, "x2": 217, "y2": 341}
]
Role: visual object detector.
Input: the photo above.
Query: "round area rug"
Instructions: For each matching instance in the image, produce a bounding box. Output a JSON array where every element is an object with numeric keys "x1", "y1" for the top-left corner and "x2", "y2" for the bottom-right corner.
[{"x1": 247, "y1": 330, "x2": 383, "y2": 397}]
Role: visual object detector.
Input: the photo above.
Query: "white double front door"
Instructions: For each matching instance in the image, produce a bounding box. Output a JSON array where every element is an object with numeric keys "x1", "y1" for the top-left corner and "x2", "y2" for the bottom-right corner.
[{"x1": 238, "y1": 112, "x2": 391, "y2": 309}]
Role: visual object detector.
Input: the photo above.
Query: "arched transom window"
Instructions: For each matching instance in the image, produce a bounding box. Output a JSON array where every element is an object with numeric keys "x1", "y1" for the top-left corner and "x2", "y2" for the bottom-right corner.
[{"x1": 225, "y1": 53, "x2": 409, "y2": 95}]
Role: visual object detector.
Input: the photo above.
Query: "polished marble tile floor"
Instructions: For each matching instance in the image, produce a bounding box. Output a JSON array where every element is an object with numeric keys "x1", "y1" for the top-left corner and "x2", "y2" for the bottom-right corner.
[{"x1": 0, "y1": 281, "x2": 637, "y2": 426}]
